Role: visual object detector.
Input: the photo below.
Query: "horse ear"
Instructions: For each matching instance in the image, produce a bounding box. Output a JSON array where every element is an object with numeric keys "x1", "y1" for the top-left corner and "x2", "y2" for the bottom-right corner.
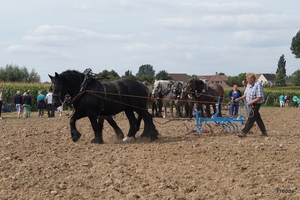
[
  {"x1": 48, "y1": 74, "x2": 54, "y2": 81},
  {"x1": 55, "y1": 72, "x2": 59, "y2": 78}
]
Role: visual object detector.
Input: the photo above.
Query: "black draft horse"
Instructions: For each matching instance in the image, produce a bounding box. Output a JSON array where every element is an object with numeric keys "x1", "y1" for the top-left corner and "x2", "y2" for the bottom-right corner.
[
  {"x1": 186, "y1": 79, "x2": 224, "y2": 118},
  {"x1": 49, "y1": 70, "x2": 159, "y2": 143}
]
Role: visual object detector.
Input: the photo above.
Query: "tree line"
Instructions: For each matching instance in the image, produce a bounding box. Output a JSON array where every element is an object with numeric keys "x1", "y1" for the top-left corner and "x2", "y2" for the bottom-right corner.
[{"x1": 0, "y1": 64, "x2": 40, "y2": 82}]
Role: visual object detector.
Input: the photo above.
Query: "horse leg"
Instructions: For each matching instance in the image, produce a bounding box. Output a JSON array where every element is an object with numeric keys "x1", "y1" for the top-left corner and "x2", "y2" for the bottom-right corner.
[
  {"x1": 89, "y1": 115, "x2": 104, "y2": 144},
  {"x1": 184, "y1": 102, "x2": 189, "y2": 118},
  {"x1": 218, "y1": 103, "x2": 222, "y2": 117},
  {"x1": 163, "y1": 102, "x2": 167, "y2": 118},
  {"x1": 138, "y1": 110, "x2": 158, "y2": 141},
  {"x1": 70, "y1": 112, "x2": 82, "y2": 142},
  {"x1": 157, "y1": 100, "x2": 163, "y2": 117},
  {"x1": 151, "y1": 101, "x2": 157, "y2": 117},
  {"x1": 105, "y1": 116, "x2": 124, "y2": 140},
  {"x1": 170, "y1": 100, "x2": 174, "y2": 117},
  {"x1": 187, "y1": 102, "x2": 194, "y2": 118},
  {"x1": 197, "y1": 103, "x2": 205, "y2": 118},
  {"x1": 122, "y1": 110, "x2": 139, "y2": 142},
  {"x1": 135, "y1": 112, "x2": 142, "y2": 131},
  {"x1": 206, "y1": 104, "x2": 212, "y2": 118},
  {"x1": 175, "y1": 100, "x2": 182, "y2": 117}
]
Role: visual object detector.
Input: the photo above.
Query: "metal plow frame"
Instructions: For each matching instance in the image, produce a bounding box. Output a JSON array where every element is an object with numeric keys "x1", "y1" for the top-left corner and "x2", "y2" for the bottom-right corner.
[{"x1": 192, "y1": 99, "x2": 252, "y2": 134}]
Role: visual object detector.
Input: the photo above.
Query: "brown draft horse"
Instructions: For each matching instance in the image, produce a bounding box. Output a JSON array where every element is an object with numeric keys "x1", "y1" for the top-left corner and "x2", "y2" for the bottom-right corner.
[{"x1": 185, "y1": 79, "x2": 224, "y2": 118}]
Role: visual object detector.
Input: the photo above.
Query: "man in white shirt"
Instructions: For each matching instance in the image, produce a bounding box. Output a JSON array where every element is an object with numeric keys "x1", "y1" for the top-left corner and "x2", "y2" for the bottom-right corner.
[{"x1": 45, "y1": 89, "x2": 55, "y2": 118}]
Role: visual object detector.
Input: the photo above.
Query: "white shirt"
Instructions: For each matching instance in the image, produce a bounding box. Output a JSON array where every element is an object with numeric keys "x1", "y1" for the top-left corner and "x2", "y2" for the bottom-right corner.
[{"x1": 46, "y1": 92, "x2": 53, "y2": 104}]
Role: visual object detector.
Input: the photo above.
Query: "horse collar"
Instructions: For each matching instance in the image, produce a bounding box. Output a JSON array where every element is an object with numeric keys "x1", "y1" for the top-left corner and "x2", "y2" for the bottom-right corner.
[
  {"x1": 162, "y1": 82, "x2": 172, "y2": 96},
  {"x1": 79, "y1": 74, "x2": 94, "y2": 92},
  {"x1": 73, "y1": 73, "x2": 96, "y2": 103}
]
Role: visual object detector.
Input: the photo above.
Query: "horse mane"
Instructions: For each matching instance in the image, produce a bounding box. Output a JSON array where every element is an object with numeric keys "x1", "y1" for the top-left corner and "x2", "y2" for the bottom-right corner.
[{"x1": 59, "y1": 70, "x2": 87, "y2": 85}]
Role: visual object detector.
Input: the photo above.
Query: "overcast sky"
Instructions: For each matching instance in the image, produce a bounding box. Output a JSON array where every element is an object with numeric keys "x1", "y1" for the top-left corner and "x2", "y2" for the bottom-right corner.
[{"x1": 1, "y1": 0, "x2": 299, "y2": 82}]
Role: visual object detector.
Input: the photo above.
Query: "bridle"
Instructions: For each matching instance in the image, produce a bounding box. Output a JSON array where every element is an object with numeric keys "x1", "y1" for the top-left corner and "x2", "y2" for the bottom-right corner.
[
  {"x1": 186, "y1": 80, "x2": 207, "y2": 99},
  {"x1": 172, "y1": 81, "x2": 183, "y2": 99},
  {"x1": 152, "y1": 82, "x2": 163, "y2": 98},
  {"x1": 51, "y1": 83, "x2": 62, "y2": 98}
]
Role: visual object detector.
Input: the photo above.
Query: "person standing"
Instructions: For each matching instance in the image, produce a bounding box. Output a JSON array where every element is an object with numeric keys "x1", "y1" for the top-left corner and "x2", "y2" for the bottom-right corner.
[
  {"x1": 279, "y1": 94, "x2": 285, "y2": 107},
  {"x1": 45, "y1": 89, "x2": 55, "y2": 118},
  {"x1": 292, "y1": 95, "x2": 298, "y2": 108},
  {"x1": 284, "y1": 94, "x2": 290, "y2": 107},
  {"x1": 37, "y1": 90, "x2": 46, "y2": 118},
  {"x1": 14, "y1": 91, "x2": 23, "y2": 118},
  {"x1": 229, "y1": 84, "x2": 242, "y2": 117},
  {"x1": 235, "y1": 72, "x2": 267, "y2": 138},
  {"x1": 0, "y1": 88, "x2": 3, "y2": 119},
  {"x1": 22, "y1": 92, "x2": 32, "y2": 119},
  {"x1": 297, "y1": 97, "x2": 300, "y2": 108},
  {"x1": 57, "y1": 105, "x2": 63, "y2": 116}
]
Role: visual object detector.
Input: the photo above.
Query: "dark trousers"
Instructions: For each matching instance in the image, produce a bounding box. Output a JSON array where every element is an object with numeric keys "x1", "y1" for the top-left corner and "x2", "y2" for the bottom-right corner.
[
  {"x1": 242, "y1": 104, "x2": 266, "y2": 134},
  {"x1": 293, "y1": 101, "x2": 298, "y2": 108},
  {"x1": 47, "y1": 104, "x2": 55, "y2": 117},
  {"x1": 230, "y1": 103, "x2": 239, "y2": 116}
]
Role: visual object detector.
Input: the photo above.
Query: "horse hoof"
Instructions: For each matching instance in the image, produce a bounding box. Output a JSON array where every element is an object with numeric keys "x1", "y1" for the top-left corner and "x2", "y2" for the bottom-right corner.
[
  {"x1": 122, "y1": 137, "x2": 135, "y2": 142},
  {"x1": 150, "y1": 135, "x2": 158, "y2": 141},
  {"x1": 140, "y1": 133, "x2": 150, "y2": 137},
  {"x1": 117, "y1": 135, "x2": 124, "y2": 140},
  {"x1": 91, "y1": 138, "x2": 104, "y2": 144},
  {"x1": 72, "y1": 134, "x2": 81, "y2": 142},
  {"x1": 71, "y1": 131, "x2": 81, "y2": 142}
]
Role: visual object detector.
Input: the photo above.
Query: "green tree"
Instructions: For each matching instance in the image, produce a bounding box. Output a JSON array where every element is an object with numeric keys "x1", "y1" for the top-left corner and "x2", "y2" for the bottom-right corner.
[
  {"x1": 275, "y1": 68, "x2": 286, "y2": 86},
  {"x1": 136, "y1": 74, "x2": 154, "y2": 84},
  {"x1": 291, "y1": 69, "x2": 300, "y2": 86},
  {"x1": 27, "y1": 69, "x2": 41, "y2": 83},
  {"x1": 122, "y1": 70, "x2": 137, "y2": 80},
  {"x1": 136, "y1": 64, "x2": 155, "y2": 77},
  {"x1": 96, "y1": 70, "x2": 120, "y2": 82},
  {"x1": 276, "y1": 54, "x2": 286, "y2": 76},
  {"x1": 227, "y1": 73, "x2": 246, "y2": 87},
  {"x1": 291, "y1": 30, "x2": 300, "y2": 58},
  {"x1": 0, "y1": 64, "x2": 40, "y2": 82},
  {"x1": 155, "y1": 70, "x2": 172, "y2": 80},
  {"x1": 188, "y1": 74, "x2": 199, "y2": 80}
]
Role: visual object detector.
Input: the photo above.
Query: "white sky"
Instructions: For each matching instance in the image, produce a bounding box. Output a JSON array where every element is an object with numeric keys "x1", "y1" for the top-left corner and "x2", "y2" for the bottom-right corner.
[{"x1": 0, "y1": 0, "x2": 299, "y2": 82}]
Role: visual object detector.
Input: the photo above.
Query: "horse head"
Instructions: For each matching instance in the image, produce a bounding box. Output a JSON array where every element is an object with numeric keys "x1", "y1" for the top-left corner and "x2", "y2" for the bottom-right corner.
[
  {"x1": 48, "y1": 72, "x2": 64, "y2": 107},
  {"x1": 172, "y1": 81, "x2": 184, "y2": 99},
  {"x1": 48, "y1": 70, "x2": 85, "y2": 107},
  {"x1": 152, "y1": 80, "x2": 163, "y2": 97},
  {"x1": 186, "y1": 79, "x2": 207, "y2": 99}
]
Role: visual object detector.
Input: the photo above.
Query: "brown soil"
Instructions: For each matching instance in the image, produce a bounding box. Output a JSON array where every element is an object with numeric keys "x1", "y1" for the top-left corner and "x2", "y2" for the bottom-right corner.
[{"x1": 0, "y1": 107, "x2": 299, "y2": 199}]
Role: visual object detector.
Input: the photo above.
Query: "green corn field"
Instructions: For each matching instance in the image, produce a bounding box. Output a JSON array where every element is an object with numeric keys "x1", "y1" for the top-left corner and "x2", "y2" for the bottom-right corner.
[{"x1": 0, "y1": 82, "x2": 51, "y2": 111}]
